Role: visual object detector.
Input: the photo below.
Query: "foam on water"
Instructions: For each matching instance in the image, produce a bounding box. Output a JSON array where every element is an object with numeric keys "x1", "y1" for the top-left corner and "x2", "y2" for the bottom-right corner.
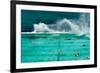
[{"x1": 31, "y1": 14, "x2": 90, "y2": 37}]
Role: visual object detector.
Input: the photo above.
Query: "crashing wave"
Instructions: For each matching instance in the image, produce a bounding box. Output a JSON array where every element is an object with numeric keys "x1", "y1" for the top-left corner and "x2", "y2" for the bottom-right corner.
[{"x1": 32, "y1": 14, "x2": 90, "y2": 37}]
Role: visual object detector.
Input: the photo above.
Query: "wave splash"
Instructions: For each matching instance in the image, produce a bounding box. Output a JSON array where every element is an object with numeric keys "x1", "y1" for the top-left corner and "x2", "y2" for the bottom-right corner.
[{"x1": 32, "y1": 14, "x2": 90, "y2": 37}]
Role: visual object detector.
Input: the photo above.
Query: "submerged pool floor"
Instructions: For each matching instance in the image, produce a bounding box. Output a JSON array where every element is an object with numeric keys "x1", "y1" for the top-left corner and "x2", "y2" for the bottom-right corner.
[{"x1": 21, "y1": 33, "x2": 90, "y2": 63}]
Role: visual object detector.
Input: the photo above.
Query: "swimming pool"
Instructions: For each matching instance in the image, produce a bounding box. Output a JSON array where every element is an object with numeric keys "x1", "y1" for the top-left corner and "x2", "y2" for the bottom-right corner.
[{"x1": 21, "y1": 33, "x2": 90, "y2": 63}]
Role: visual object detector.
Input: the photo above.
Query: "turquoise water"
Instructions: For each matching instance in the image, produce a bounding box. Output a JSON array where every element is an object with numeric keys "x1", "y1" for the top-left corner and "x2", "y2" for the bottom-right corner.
[{"x1": 21, "y1": 33, "x2": 90, "y2": 63}]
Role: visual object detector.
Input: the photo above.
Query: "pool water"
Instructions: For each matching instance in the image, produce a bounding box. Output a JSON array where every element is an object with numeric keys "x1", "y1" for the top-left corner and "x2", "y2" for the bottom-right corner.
[{"x1": 21, "y1": 33, "x2": 90, "y2": 63}]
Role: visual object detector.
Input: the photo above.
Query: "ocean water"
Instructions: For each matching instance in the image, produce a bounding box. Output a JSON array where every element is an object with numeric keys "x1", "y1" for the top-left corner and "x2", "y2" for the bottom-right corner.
[{"x1": 21, "y1": 33, "x2": 90, "y2": 63}]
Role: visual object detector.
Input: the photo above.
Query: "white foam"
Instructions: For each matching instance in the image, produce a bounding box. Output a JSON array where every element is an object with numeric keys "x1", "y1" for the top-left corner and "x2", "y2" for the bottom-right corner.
[{"x1": 31, "y1": 14, "x2": 90, "y2": 37}]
